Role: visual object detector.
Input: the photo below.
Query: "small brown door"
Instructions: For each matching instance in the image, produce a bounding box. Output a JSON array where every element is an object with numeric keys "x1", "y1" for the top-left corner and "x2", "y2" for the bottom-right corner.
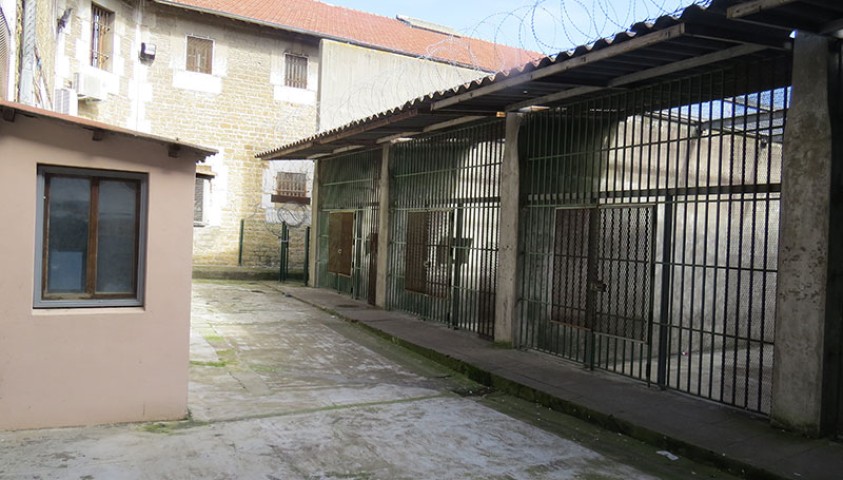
[
  {"x1": 405, "y1": 210, "x2": 452, "y2": 298},
  {"x1": 328, "y1": 212, "x2": 354, "y2": 276}
]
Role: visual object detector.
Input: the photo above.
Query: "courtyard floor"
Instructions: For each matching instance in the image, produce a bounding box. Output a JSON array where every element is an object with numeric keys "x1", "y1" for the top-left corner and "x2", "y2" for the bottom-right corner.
[{"x1": 0, "y1": 280, "x2": 739, "y2": 479}]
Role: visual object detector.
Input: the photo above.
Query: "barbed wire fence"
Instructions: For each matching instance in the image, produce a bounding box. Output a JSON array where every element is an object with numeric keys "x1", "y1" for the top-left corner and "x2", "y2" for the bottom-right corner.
[{"x1": 261, "y1": 0, "x2": 714, "y2": 280}]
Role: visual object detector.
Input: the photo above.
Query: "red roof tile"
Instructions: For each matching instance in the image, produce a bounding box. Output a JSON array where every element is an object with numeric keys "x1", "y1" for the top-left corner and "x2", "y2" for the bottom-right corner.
[{"x1": 154, "y1": 0, "x2": 539, "y2": 72}]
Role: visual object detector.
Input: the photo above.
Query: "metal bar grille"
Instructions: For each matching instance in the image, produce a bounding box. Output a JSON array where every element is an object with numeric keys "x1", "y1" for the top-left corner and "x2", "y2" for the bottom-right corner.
[
  {"x1": 91, "y1": 5, "x2": 113, "y2": 70},
  {"x1": 186, "y1": 36, "x2": 213, "y2": 74},
  {"x1": 285, "y1": 54, "x2": 308, "y2": 89},
  {"x1": 520, "y1": 54, "x2": 791, "y2": 414},
  {"x1": 388, "y1": 120, "x2": 504, "y2": 339},
  {"x1": 317, "y1": 149, "x2": 380, "y2": 301}
]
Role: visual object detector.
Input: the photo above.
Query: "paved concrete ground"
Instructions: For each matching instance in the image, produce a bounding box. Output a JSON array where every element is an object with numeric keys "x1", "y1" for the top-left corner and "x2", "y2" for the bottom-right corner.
[
  {"x1": 0, "y1": 281, "x2": 739, "y2": 479},
  {"x1": 281, "y1": 284, "x2": 843, "y2": 480}
]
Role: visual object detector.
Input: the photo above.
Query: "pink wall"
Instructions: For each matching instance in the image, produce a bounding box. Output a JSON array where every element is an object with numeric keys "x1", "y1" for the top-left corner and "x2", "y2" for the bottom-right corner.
[{"x1": 0, "y1": 113, "x2": 198, "y2": 430}]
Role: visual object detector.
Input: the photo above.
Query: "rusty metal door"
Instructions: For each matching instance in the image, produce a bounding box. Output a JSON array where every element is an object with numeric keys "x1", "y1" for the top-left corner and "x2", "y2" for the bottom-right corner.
[{"x1": 328, "y1": 211, "x2": 354, "y2": 276}]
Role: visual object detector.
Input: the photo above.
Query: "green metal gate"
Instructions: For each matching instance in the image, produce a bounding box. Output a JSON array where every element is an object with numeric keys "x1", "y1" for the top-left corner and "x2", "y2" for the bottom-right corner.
[
  {"x1": 520, "y1": 55, "x2": 790, "y2": 414},
  {"x1": 387, "y1": 120, "x2": 504, "y2": 339},
  {"x1": 317, "y1": 150, "x2": 380, "y2": 303}
]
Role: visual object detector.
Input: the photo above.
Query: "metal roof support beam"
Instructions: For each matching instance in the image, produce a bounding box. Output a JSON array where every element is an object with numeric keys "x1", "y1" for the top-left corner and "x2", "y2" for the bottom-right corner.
[
  {"x1": 375, "y1": 115, "x2": 486, "y2": 144},
  {"x1": 727, "y1": 0, "x2": 799, "y2": 19},
  {"x1": 431, "y1": 24, "x2": 686, "y2": 112},
  {"x1": 505, "y1": 43, "x2": 767, "y2": 112},
  {"x1": 260, "y1": 109, "x2": 419, "y2": 159}
]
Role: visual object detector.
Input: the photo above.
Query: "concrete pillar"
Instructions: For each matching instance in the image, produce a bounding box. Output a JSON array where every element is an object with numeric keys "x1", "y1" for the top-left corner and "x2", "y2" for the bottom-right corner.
[
  {"x1": 375, "y1": 144, "x2": 391, "y2": 307},
  {"x1": 772, "y1": 32, "x2": 836, "y2": 435},
  {"x1": 308, "y1": 160, "x2": 320, "y2": 288},
  {"x1": 494, "y1": 113, "x2": 524, "y2": 346}
]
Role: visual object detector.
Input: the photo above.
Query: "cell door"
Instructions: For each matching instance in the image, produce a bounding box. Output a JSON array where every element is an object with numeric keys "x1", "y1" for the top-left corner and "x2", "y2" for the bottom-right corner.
[
  {"x1": 327, "y1": 211, "x2": 354, "y2": 277},
  {"x1": 552, "y1": 205, "x2": 656, "y2": 371},
  {"x1": 403, "y1": 210, "x2": 454, "y2": 325}
]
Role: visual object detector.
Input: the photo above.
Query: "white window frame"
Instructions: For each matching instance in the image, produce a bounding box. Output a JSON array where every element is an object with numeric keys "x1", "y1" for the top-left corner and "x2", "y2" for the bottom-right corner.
[{"x1": 34, "y1": 166, "x2": 148, "y2": 308}]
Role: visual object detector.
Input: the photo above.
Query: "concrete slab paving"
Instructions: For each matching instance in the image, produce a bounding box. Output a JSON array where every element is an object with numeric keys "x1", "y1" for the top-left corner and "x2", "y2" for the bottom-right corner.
[
  {"x1": 280, "y1": 283, "x2": 843, "y2": 480},
  {"x1": 0, "y1": 281, "x2": 739, "y2": 479}
]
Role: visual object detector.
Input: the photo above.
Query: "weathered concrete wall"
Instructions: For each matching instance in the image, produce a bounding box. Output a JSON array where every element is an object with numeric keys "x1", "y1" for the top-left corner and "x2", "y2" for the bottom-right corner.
[
  {"x1": 318, "y1": 39, "x2": 483, "y2": 131},
  {"x1": 0, "y1": 111, "x2": 198, "y2": 430}
]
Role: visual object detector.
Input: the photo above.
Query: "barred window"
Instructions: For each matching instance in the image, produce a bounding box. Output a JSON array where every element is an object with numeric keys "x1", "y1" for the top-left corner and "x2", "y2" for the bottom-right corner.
[
  {"x1": 186, "y1": 36, "x2": 213, "y2": 74},
  {"x1": 284, "y1": 54, "x2": 308, "y2": 89},
  {"x1": 276, "y1": 172, "x2": 307, "y2": 197},
  {"x1": 194, "y1": 176, "x2": 208, "y2": 224},
  {"x1": 90, "y1": 4, "x2": 114, "y2": 70}
]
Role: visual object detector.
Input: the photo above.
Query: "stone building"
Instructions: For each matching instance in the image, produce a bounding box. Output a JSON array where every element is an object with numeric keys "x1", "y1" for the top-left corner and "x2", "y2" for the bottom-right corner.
[{"x1": 1, "y1": 0, "x2": 534, "y2": 271}]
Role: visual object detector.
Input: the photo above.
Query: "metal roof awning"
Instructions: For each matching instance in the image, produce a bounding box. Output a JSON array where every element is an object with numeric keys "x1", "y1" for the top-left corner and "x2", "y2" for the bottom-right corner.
[
  {"x1": 259, "y1": 1, "x2": 798, "y2": 161},
  {"x1": 725, "y1": 0, "x2": 843, "y2": 35}
]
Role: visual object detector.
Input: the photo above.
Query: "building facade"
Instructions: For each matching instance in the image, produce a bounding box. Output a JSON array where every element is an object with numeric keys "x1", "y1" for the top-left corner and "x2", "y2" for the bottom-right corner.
[{"x1": 4, "y1": 0, "x2": 533, "y2": 270}]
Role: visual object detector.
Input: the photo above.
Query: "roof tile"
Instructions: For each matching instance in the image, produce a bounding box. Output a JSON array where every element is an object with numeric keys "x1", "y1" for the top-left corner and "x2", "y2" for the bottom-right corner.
[{"x1": 156, "y1": 0, "x2": 539, "y2": 72}]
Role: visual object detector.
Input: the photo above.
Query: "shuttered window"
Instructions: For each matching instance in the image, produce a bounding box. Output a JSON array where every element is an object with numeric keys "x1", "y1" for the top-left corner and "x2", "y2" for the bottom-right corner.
[
  {"x1": 0, "y1": 7, "x2": 8, "y2": 99},
  {"x1": 90, "y1": 4, "x2": 114, "y2": 70},
  {"x1": 186, "y1": 36, "x2": 213, "y2": 74},
  {"x1": 284, "y1": 54, "x2": 308, "y2": 89}
]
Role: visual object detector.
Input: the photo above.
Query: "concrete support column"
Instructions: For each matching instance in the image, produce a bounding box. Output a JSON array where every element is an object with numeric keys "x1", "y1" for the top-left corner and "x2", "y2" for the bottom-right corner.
[
  {"x1": 772, "y1": 32, "x2": 836, "y2": 435},
  {"x1": 375, "y1": 144, "x2": 391, "y2": 308},
  {"x1": 494, "y1": 113, "x2": 524, "y2": 346},
  {"x1": 308, "y1": 160, "x2": 321, "y2": 288}
]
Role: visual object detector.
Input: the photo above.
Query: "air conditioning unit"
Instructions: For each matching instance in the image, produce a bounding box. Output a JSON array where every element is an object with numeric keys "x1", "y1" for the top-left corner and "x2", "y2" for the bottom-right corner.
[
  {"x1": 74, "y1": 71, "x2": 106, "y2": 101},
  {"x1": 54, "y1": 88, "x2": 78, "y2": 115}
]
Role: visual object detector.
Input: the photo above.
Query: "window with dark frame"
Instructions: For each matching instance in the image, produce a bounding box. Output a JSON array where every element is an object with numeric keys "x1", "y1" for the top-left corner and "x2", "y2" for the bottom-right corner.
[
  {"x1": 284, "y1": 54, "x2": 308, "y2": 89},
  {"x1": 35, "y1": 166, "x2": 147, "y2": 307},
  {"x1": 194, "y1": 176, "x2": 206, "y2": 224},
  {"x1": 186, "y1": 36, "x2": 213, "y2": 74},
  {"x1": 90, "y1": 4, "x2": 114, "y2": 70}
]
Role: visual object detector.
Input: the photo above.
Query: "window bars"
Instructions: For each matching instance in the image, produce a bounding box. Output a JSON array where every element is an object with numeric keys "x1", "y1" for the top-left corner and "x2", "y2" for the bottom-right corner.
[
  {"x1": 186, "y1": 36, "x2": 213, "y2": 74},
  {"x1": 285, "y1": 54, "x2": 308, "y2": 89},
  {"x1": 90, "y1": 5, "x2": 113, "y2": 70}
]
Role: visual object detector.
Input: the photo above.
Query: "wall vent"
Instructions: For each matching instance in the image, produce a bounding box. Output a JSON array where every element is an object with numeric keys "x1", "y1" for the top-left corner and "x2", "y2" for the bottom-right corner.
[{"x1": 54, "y1": 88, "x2": 78, "y2": 115}]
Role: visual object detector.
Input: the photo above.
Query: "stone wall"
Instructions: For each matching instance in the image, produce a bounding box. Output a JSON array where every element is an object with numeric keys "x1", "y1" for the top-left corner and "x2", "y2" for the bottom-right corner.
[{"x1": 53, "y1": 0, "x2": 318, "y2": 267}]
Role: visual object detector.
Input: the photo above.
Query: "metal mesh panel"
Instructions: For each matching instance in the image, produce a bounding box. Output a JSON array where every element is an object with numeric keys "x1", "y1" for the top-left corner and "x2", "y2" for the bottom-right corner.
[
  {"x1": 388, "y1": 120, "x2": 504, "y2": 339},
  {"x1": 520, "y1": 55, "x2": 791, "y2": 414},
  {"x1": 318, "y1": 150, "x2": 380, "y2": 301},
  {"x1": 551, "y1": 209, "x2": 590, "y2": 329},
  {"x1": 593, "y1": 206, "x2": 653, "y2": 342}
]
